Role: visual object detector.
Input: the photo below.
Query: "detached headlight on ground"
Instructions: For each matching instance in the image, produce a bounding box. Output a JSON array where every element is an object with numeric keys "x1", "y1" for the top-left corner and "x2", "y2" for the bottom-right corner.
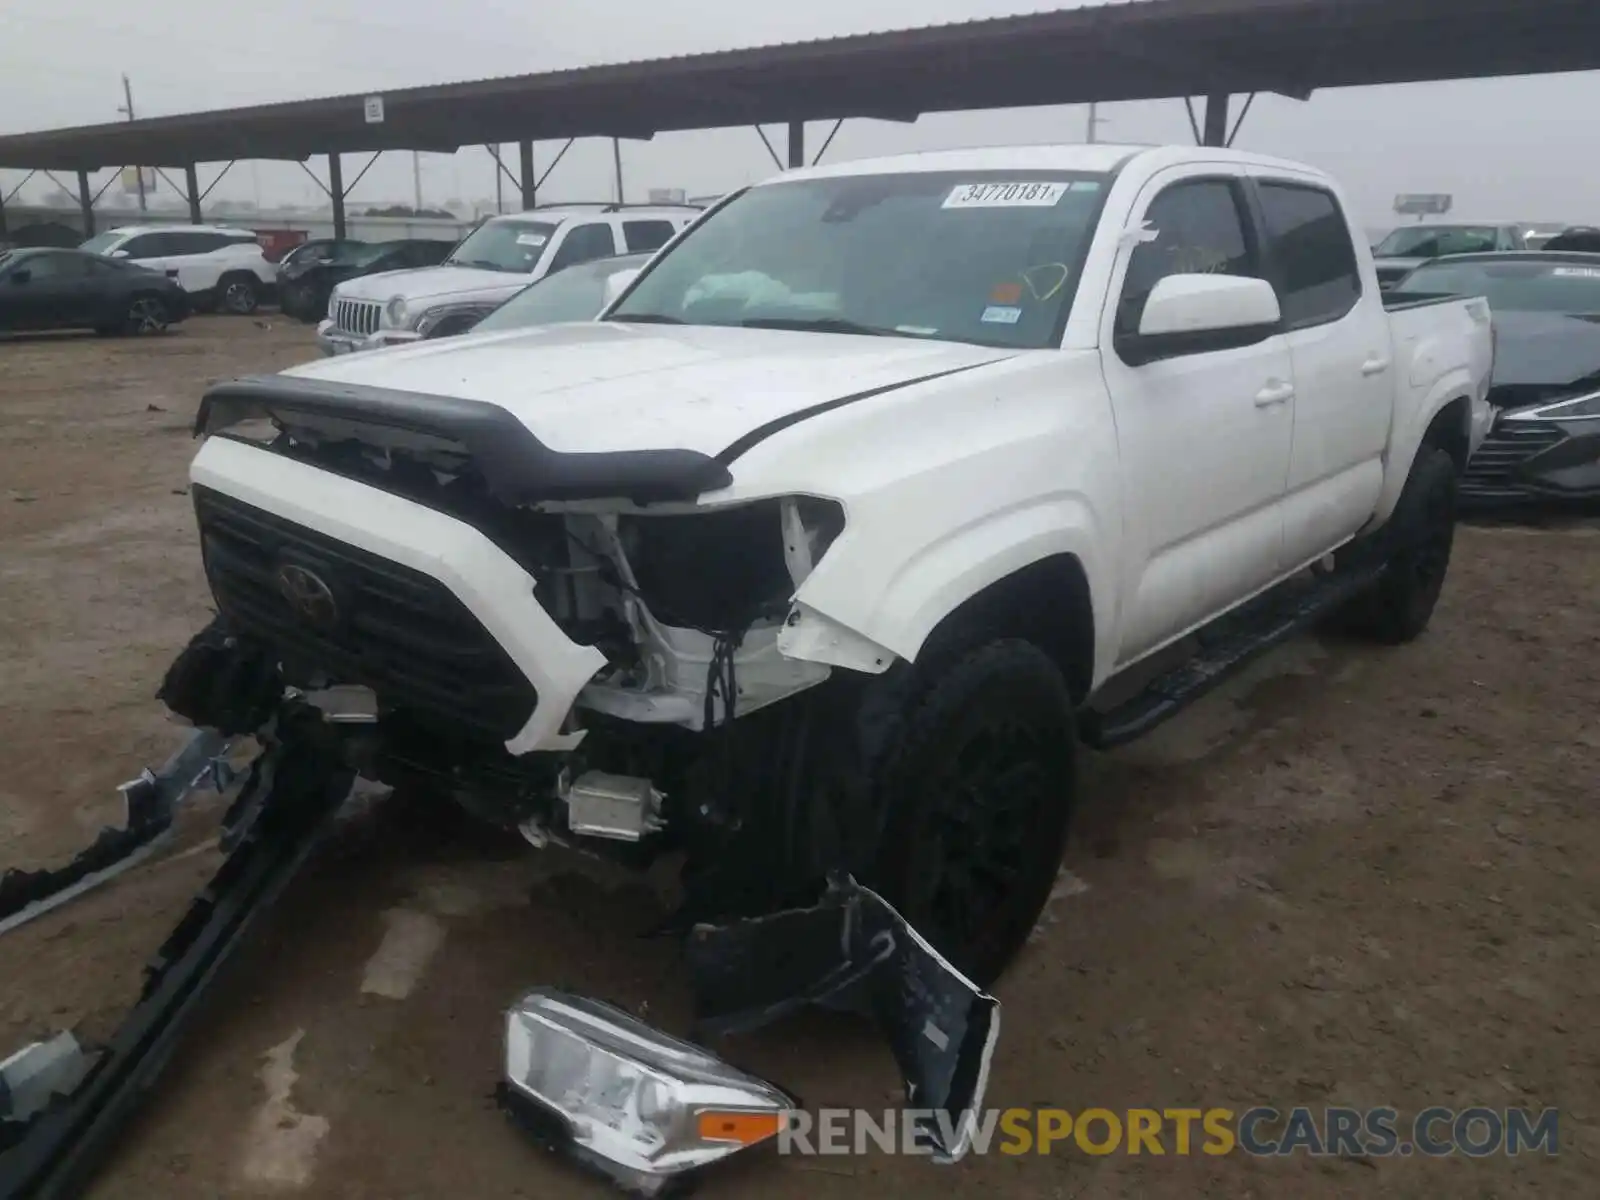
[{"x1": 500, "y1": 989, "x2": 792, "y2": 1195}]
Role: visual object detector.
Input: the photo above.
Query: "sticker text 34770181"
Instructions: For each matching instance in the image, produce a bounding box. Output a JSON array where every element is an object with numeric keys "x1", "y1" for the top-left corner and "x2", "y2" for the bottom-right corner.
[{"x1": 944, "y1": 182, "x2": 1069, "y2": 209}]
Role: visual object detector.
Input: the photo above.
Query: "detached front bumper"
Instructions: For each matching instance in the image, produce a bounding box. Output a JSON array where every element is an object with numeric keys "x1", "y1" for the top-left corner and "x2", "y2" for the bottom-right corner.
[
  {"x1": 190, "y1": 437, "x2": 607, "y2": 754},
  {"x1": 314, "y1": 320, "x2": 421, "y2": 357}
]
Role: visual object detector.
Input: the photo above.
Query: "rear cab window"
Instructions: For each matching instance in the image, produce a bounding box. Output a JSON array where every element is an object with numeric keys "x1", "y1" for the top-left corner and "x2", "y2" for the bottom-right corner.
[{"x1": 1254, "y1": 181, "x2": 1362, "y2": 328}]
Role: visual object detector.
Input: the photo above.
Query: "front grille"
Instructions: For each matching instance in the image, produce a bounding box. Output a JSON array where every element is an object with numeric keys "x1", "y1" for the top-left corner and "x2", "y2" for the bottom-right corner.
[
  {"x1": 194, "y1": 486, "x2": 537, "y2": 740},
  {"x1": 332, "y1": 297, "x2": 382, "y2": 336},
  {"x1": 1462, "y1": 421, "x2": 1567, "y2": 498}
]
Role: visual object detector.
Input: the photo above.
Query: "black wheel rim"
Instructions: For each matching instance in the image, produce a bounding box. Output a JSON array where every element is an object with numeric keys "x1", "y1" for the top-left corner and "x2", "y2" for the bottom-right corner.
[
  {"x1": 907, "y1": 716, "x2": 1056, "y2": 957},
  {"x1": 224, "y1": 282, "x2": 254, "y2": 312},
  {"x1": 129, "y1": 299, "x2": 166, "y2": 333}
]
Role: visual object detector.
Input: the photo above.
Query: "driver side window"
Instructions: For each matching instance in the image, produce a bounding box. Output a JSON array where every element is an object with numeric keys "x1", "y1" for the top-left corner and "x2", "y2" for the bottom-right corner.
[
  {"x1": 548, "y1": 223, "x2": 618, "y2": 273},
  {"x1": 1116, "y1": 179, "x2": 1261, "y2": 338}
]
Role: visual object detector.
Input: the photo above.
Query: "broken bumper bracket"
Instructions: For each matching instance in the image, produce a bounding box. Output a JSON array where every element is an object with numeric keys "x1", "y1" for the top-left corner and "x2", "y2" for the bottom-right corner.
[{"x1": 0, "y1": 729, "x2": 234, "y2": 940}]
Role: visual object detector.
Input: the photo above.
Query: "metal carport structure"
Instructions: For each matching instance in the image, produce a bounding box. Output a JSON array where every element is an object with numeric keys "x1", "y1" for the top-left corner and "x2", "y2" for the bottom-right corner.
[{"x1": 2, "y1": 0, "x2": 1599, "y2": 237}]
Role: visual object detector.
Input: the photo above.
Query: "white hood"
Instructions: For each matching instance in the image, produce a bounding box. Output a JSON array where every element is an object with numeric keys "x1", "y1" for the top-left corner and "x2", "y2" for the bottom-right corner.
[
  {"x1": 280, "y1": 321, "x2": 1018, "y2": 455},
  {"x1": 332, "y1": 264, "x2": 529, "y2": 306}
]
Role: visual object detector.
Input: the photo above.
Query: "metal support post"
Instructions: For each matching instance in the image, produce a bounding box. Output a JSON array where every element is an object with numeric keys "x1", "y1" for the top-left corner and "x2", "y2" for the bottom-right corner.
[
  {"x1": 518, "y1": 140, "x2": 535, "y2": 210},
  {"x1": 185, "y1": 164, "x2": 201, "y2": 223},
  {"x1": 787, "y1": 120, "x2": 805, "y2": 169},
  {"x1": 1202, "y1": 93, "x2": 1229, "y2": 147},
  {"x1": 76, "y1": 169, "x2": 95, "y2": 237},
  {"x1": 328, "y1": 153, "x2": 346, "y2": 239}
]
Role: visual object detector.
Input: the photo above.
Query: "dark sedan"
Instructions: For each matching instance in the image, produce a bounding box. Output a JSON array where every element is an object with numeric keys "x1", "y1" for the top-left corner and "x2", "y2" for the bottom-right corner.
[
  {"x1": 0, "y1": 246, "x2": 188, "y2": 335},
  {"x1": 1391, "y1": 252, "x2": 1600, "y2": 506},
  {"x1": 279, "y1": 238, "x2": 457, "y2": 324}
]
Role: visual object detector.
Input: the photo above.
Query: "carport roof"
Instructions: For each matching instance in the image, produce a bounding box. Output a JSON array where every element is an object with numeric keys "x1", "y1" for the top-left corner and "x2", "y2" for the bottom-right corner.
[{"x1": 2, "y1": 0, "x2": 1599, "y2": 170}]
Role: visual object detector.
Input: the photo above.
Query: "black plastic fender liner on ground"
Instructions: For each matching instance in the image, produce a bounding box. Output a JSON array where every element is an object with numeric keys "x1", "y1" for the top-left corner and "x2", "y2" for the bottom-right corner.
[
  {"x1": 0, "y1": 714, "x2": 354, "y2": 1200},
  {"x1": 684, "y1": 875, "x2": 1001, "y2": 1164}
]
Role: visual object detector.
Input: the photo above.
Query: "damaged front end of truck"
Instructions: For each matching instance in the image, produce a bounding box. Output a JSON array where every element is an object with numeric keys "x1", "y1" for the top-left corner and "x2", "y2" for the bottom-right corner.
[{"x1": 0, "y1": 373, "x2": 1002, "y2": 1198}]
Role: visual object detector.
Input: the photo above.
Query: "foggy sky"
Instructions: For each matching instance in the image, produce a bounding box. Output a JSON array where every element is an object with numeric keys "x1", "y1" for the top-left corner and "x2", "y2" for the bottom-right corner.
[{"x1": 2, "y1": 0, "x2": 1596, "y2": 229}]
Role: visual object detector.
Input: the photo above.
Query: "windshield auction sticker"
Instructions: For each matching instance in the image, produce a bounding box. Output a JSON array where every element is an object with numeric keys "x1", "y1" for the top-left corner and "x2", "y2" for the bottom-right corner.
[{"x1": 943, "y1": 182, "x2": 1068, "y2": 208}]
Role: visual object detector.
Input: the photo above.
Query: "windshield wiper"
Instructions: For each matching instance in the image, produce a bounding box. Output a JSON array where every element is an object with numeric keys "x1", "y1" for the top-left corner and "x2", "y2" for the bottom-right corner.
[
  {"x1": 448, "y1": 258, "x2": 511, "y2": 272},
  {"x1": 739, "y1": 315, "x2": 892, "y2": 337},
  {"x1": 608, "y1": 312, "x2": 686, "y2": 325}
]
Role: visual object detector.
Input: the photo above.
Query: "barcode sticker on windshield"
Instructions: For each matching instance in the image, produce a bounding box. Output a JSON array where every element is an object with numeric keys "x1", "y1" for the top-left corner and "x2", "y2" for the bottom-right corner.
[
  {"x1": 516, "y1": 233, "x2": 547, "y2": 246},
  {"x1": 943, "y1": 182, "x2": 1069, "y2": 209}
]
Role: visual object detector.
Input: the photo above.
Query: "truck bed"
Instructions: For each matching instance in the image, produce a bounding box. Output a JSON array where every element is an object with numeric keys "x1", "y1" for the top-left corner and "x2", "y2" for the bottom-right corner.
[{"x1": 1381, "y1": 289, "x2": 1476, "y2": 312}]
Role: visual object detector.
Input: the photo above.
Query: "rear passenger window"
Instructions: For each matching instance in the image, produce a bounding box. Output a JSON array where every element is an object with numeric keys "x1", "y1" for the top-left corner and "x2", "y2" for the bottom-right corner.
[
  {"x1": 1256, "y1": 183, "x2": 1361, "y2": 328},
  {"x1": 622, "y1": 220, "x2": 677, "y2": 253},
  {"x1": 157, "y1": 232, "x2": 215, "y2": 256},
  {"x1": 1117, "y1": 179, "x2": 1262, "y2": 338}
]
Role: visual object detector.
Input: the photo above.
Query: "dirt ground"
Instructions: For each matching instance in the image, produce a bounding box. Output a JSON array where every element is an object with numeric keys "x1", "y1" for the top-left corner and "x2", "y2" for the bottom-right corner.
[{"x1": 1, "y1": 316, "x2": 1597, "y2": 1199}]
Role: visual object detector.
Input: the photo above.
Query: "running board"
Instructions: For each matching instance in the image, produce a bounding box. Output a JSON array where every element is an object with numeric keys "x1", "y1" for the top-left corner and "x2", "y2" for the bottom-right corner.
[
  {"x1": 1080, "y1": 562, "x2": 1386, "y2": 751},
  {"x1": 0, "y1": 716, "x2": 353, "y2": 1200}
]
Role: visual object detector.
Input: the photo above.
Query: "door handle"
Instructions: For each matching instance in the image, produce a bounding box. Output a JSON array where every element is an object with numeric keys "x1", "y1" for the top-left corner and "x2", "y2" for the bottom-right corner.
[
  {"x1": 1361, "y1": 355, "x2": 1391, "y2": 377},
  {"x1": 1254, "y1": 381, "x2": 1295, "y2": 407}
]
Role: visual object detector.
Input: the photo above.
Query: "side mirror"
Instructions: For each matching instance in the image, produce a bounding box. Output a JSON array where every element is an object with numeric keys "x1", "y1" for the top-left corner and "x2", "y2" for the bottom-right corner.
[
  {"x1": 602, "y1": 267, "x2": 642, "y2": 308},
  {"x1": 10, "y1": 269, "x2": 30, "y2": 285},
  {"x1": 1120, "y1": 274, "x2": 1282, "y2": 365},
  {"x1": 110, "y1": 249, "x2": 130, "y2": 259}
]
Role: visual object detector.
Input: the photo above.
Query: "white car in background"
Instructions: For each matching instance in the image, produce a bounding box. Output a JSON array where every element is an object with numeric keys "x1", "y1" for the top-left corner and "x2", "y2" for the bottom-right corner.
[
  {"x1": 315, "y1": 204, "x2": 698, "y2": 354},
  {"x1": 79, "y1": 224, "x2": 278, "y2": 314}
]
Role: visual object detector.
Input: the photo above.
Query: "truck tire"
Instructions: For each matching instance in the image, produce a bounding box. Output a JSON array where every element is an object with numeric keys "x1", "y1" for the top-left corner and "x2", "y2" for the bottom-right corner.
[
  {"x1": 218, "y1": 273, "x2": 260, "y2": 315},
  {"x1": 1340, "y1": 446, "x2": 1458, "y2": 644},
  {"x1": 866, "y1": 638, "x2": 1077, "y2": 987}
]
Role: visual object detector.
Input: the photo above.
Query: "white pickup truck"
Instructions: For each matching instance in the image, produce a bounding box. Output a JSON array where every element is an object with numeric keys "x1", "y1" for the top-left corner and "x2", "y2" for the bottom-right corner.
[
  {"x1": 315, "y1": 204, "x2": 698, "y2": 354},
  {"x1": 172, "y1": 143, "x2": 1493, "y2": 988}
]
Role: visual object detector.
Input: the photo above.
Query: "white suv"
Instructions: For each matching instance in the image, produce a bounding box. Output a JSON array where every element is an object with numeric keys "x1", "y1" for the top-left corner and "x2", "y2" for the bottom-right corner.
[
  {"x1": 316, "y1": 204, "x2": 699, "y2": 354},
  {"x1": 80, "y1": 224, "x2": 278, "y2": 314}
]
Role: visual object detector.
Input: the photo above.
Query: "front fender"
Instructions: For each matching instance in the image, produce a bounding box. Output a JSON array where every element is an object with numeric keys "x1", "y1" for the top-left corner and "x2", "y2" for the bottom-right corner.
[{"x1": 783, "y1": 492, "x2": 1112, "y2": 682}]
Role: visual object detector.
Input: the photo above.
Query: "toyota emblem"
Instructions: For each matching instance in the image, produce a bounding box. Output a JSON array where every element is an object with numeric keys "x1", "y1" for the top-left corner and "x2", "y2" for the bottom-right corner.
[{"x1": 275, "y1": 563, "x2": 339, "y2": 630}]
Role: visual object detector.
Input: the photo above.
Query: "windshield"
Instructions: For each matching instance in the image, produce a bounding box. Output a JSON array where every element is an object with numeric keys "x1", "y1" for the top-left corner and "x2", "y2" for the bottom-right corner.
[
  {"x1": 610, "y1": 171, "x2": 1110, "y2": 348},
  {"x1": 444, "y1": 220, "x2": 558, "y2": 274},
  {"x1": 1375, "y1": 225, "x2": 1500, "y2": 258},
  {"x1": 78, "y1": 231, "x2": 124, "y2": 255},
  {"x1": 286, "y1": 239, "x2": 366, "y2": 267},
  {"x1": 475, "y1": 255, "x2": 650, "y2": 334},
  {"x1": 1398, "y1": 259, "x2": 1600, "y2": 313},
  {"x1": 342, "y1": 242, "x2": 402, "y2": 268}
]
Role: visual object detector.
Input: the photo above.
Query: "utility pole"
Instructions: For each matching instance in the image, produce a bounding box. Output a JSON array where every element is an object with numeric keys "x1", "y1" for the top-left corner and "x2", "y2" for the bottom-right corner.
[
  {"x1": 1085, "y1": 102, "x2": 1108, "y2": 144},
  {"x1": 117, "y1": 73, "x2": 147, "y2": 212},
  {"x1": 612, "y1": 138, "x2": 624, "y2": 205},
  {"x1": 411, "y1": 151, "x2": 423, "y2": 213}
]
